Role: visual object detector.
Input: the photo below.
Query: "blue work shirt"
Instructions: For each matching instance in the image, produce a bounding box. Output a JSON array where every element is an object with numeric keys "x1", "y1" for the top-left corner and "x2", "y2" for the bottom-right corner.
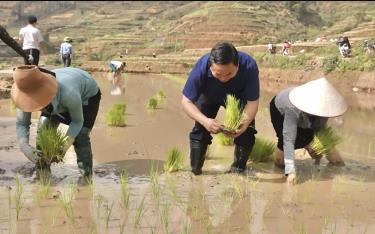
[
  {"x1": 16, "y1": 67, "x2": 99, "y2": 140},
  {"x1": 60, "y1": 42, "x2": 72, "y2": 55},
  {"x1": 182, "y1": 51, "x2": 259, "y2": 106}
]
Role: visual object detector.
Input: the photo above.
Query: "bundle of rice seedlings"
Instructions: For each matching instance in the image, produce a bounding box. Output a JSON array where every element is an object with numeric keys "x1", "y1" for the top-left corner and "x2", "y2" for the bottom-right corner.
[
  {"x1": 223, "y1": 94, "x2": 243, "y2": 131},
  {"x1": 147, "y1": 97, "x2": 158, "y2": 110},
  {"x1": 164, "y1": 147, "x2": 184, "y2": 172},
  {"x1": 250, "y1": 137, "x2": 275, "y2": 162},
  {"x1": 216, "y1": 132, "x2": 234, "y2": 146},
  {"x1": 156, "y1": 91, "x2": 166, "y2": 102},
  {"x1": 106, "y1": 102, "x2": 127, "y2": 127},
  {"x1": 36, "y1": 125, "x2": 67, "y2": 165},
  {"x1": 311, "y1": 126, "x2": 341, "y2": 155}
]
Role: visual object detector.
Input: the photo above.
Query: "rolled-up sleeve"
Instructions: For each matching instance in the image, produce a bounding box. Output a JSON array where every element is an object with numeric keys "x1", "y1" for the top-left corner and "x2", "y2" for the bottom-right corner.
[
  {"x1": 63, "y1": 92, "x2": 84, "y2": 138},
  {"x1": 282, "y1": 109, "x2": 299, "y2": 174},
  {"x1": 16, "y1": 108, "x2": 32, "y2": 140}
]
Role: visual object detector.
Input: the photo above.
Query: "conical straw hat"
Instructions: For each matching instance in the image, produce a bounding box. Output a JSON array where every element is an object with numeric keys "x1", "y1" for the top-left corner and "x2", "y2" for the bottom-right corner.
[{"x1": 289, "y1": 77, "x2": 347, "y2": 117}]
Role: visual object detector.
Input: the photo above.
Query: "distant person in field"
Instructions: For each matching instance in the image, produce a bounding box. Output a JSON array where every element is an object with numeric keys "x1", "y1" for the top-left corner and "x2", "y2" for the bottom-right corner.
[
  {"x1": 108, "y1": 58, "x2": 126, "y2": 95},
  {"x1": 12, "y1": 65, "x2": 101, "y2": 177},
  {"x1": 60, "y1": 37, "x2": 73, "y2": 67},
  {"x1": 181, "y1": 42, "x2": 260, "y2": 175},
  {"x1": 267, "y1": 42, "x2": 276, "y2": 54},
  {"x1": 19, "y1": 15, "x2": 45, "y2": 66},
  {"x1": 282, "y1": 41, "x2": 291, "y2": 56},
  {"x1": 270, "y1": 78, "x2": 347, "y2": 186}
]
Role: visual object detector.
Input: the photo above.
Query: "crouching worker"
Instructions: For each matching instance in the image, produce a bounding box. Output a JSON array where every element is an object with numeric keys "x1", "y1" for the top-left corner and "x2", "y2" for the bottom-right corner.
[
  {"x1": 270, "y1": 78, "x2": 347, "y2": 186},
  {"x1": 108, "y1": 60, "x2": 126, "y2": 95},
  {"x1": 11, "y1": 65, "x2": 101, "y2": 177},
  {"x1": 181, "y1": 42, "x2": 260, "y2": 175}
]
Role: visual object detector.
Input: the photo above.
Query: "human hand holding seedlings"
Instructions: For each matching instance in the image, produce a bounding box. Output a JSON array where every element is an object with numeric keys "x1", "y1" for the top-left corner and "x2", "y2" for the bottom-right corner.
[
  {"x1": 286, "y1": 173, "x2": 297, "y2": 186},
  {"x1": 204, "y1": 118, "x2": 221, "y2": 134},
  {"x1": 227, "y1": 99, "x2": 259, "y2": 138},
  {"x1": 19, "y1": 138, "x2": 39, "y2": 163},
  {"x1": 60, "y1": 136, "x2": 75, "y2": 156}
]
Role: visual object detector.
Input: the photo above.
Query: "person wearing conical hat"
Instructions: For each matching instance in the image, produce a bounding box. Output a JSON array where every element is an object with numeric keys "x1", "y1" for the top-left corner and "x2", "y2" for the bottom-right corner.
[
  {"x1": 60, "y1": 37, "x2": 73, "y2": 67},
  {"x1": 12, "y1": 65, "x2": 101, "y2": 177},
  {"x1": 269, "y1": 78, "x2": 347, "y2": 186}
]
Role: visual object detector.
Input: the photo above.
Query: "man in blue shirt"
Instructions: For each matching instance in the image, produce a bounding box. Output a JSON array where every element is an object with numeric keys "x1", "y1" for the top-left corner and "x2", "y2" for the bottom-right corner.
[
  {"x1": 12, "y1": 65, "x2": 101, "y2": 177},
  {"x1": 60, "y1": 37, "x2": 73, "y2": 67},
  {"x1": 181, "y1": 42, "x2": 260, "y2": 175}
]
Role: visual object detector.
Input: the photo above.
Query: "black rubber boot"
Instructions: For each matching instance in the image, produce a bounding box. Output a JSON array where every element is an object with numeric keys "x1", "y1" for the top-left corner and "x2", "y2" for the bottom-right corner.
[
  {"x1": 190, "y1": 140, "x2": 208, "y2": 175},
  {"x1": 230, "y1": 145, "x2": 252, "y2": 173}
]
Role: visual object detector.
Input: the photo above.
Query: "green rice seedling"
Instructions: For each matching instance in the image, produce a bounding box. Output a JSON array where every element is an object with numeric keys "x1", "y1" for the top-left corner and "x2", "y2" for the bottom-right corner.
[
  {"x1": 160, "y1": 203, "x2": 169, "y2": 234},
  {"x1": 134, "y1": 195, "x2": 147, "y2": 228},
  {"x1": 216, "y1": 132, "x2": 234, "y2": 146},
  {"x1": 35, "y1": 170, "x2": 51, "y2": 205},
  {"x1": 156, "y1": 90, "x2": 167, "y2": 102},
  {"x1": 106, "y1": 102, "x2": 127, "y2": 127},
  {"x1": 87, "y1": 176, "x2": 95, "y2": 198},
  {"x1": 150, "y1": 165, "x2": 160, "y2": 201},
  {"x1": 104, "y1": 201, "x2": 114, "y2": 228},
  {"x1": 249, "y1": 137, "x2": 276, "y2": 162},
  {"x1": 119, "y1": 220, "x2": 126, "y2": 234},
  {"x1": 164, "y1": 147, "x2": 184, "y2": 172},
  {"x1": 37, "y1": 125, "x2": 67, "y2": 165},
  {"x1": 223, "y1": 94, "x2": 243, "y2": 131},
  {"x1": 120, "y1": 170, "x2": 130, "y2": 209},
  {"x1": 311, "y1": 126, "x2": 341, "y2": 156},
  {"x1": 184, "y1": 220, "x2": 191, "y2": 234},
  {"x1": 232, "y1": 177, "x2": 245, "y2": 199},
  {"x1": 147, "y1": 97, "x2": 158, "y2": 110},
  {"x1": 59, "y1": 182, "x2": 77, "y2": 224},
  {"x1": 9, "y1": 99, "x2": 16, "y2": 114},
  {"x1": 14, "y1": 174, "x2": 23, "y2": 220},
  {"x1": 94, "y1": 194, "x2": 104, "y2": 218}
]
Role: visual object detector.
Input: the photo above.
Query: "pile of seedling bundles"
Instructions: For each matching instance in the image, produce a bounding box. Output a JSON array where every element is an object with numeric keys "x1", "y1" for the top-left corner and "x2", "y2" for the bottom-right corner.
[
  {"x1": 217, "y1": 94, "x2": 275, "y2": 162},
  {"x1": 37, "y1": 125, "x2": 67, "y2": 166},
  {"x1": 147, "y1": 90, "x2": 166, "y2": 110},
  {"x1": 106, "y1": 102, "x2": 127, "y2": 126}
]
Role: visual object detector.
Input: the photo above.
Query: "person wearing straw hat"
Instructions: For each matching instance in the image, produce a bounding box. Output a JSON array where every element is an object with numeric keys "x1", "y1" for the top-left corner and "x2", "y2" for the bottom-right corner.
[
  {"x1": 12, "y1": 65, "x2": 101, "y2": 177},
  {"x1": 108, "y1": 59, "x2": 126, "y2": 95},
  {"x1": 60, "y1": 37, "x2": 73, "y2": 67},
  {"x1": 269, "y1": 78, "x2": 347, "y2": 186}
]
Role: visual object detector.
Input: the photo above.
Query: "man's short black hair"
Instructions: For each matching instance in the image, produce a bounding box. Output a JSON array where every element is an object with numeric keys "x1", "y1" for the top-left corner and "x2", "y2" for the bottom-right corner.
[
  {"x1": 209, "y1": 42, "x2": 239, "y2": 66},
  {"x1": 28, "y1": 15, "x2": 37, "y2": 24}
]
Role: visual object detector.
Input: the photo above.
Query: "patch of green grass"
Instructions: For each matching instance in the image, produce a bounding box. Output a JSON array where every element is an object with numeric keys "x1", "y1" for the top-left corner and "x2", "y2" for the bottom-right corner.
[
  {"x1": 106, "y1": 102, "x2": 127, "y2": 126},
  {"x1": 311, "y1": 126, "x2": 341, "y2": 155},
  {"x1": 147, "y1": 97, "x2": 158, "y2": 110},
  {"x1": 37, "y1": 125, "x2": 67, "y2": 165},
  {"x1": 250, "y1": 137, "x2": 275, "y2": 162},
  {"x1": 164, "y1": 147, "x2": 184, "y2": 172},
  {"x1": 323, "y1": 55, "x2": 339, "y2": 73},
  {"x1": 224, "y1": 94, "x2": 243, "y2": 131},
  {"x1": 216, "y1": 132, "x2": 234, "y2": 146}
]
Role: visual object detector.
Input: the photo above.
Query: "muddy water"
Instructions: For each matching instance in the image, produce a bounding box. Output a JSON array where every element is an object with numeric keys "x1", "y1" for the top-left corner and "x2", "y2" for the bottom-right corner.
[{"x1": 0, "y1": 73, "x2": 375, "y2": 233}]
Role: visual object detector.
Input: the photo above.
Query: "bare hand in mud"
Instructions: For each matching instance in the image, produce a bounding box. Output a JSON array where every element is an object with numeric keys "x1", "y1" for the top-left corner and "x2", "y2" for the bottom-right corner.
[
  {"x1": 204, "y1": 118, "x2": 221, "y2": 134},
  {"x1": 286, "y1": 173, "x2": 297, "y2": 186}
]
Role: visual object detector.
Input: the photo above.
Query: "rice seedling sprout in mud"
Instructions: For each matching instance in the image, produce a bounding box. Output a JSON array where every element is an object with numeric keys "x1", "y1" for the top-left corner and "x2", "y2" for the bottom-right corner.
[
  {"x1": 134, "y1": 195, "x2": 147, "y2": 228},
  {"x1": 87, "y1": 176, "x2": 95, "y2": 198},
  {"x1": 216, "y1": 132, "x2": 234, "y2": 145},
  {"x1": 164, "y1": 147, "x2": 184, "y2": 172},
  {"x1": 35, "y1": 171, "x2": 51, "y2": 205},
  {"x1": 156, "y1": 90, "x2": 167, "y2": 102},
  {"x1": 106, "y1": 102, "x2": 127, "y2": 126},
  {"x1": 160, "y1": 203, "x2": 170, "y2": 234},
  {"x1": 120, "y1": 170, "x2": 130, "y2": 209},
  {"x1": 59, "y1": 182, "x2": 77, "y2": 224},
  {"x1": 150, "y1": 164, "x2": 160, "y2": 201},
  {"x1": 37, "y1": 125, "x2": 67, "y2": 165},
  {"x1": 104, "y1": 201, "x2": 114, "y2": 228},
  {"x1": 147, "y1": 96, "x2": 158, "y2": 110},
  {"x1": 311, "y1": 126, "x2": 341, "y2": 155},
  {"x1": 94, "y1": 194, "x2": 104, "y2": 218},
  {"x1": 14, "y1": 174, "x2": 23, "y2": 220},
  {"x1": 232, "y1": 176, "x2": 245, "y2": 199},
  {"x1": 250, "y1": 137, "x2": 276, "y2": 162},
  {"x1": 223, "y1": 94, "x2": 243, "y2": 131}
]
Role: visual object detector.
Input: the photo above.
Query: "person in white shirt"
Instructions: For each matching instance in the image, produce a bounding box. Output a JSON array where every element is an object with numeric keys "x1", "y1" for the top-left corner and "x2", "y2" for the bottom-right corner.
[
  {"x1": 108, "y1": 59, "x2": 126, "y2": 95},
  {"x1": 60, "y1": 37, "x2": 73, "y2": 67},
  {"x1": 19, "y1": 15, "x2": 44, "y2": 65}
]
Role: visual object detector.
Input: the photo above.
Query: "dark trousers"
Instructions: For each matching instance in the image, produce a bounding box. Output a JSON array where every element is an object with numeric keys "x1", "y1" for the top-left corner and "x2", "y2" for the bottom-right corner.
[
  {"x1": 189, "y1": 94, "x2": 257, "y2": 148},
  {"x1": 62, "y1": 54, "x2": 71, "y2": 67},
  {"x1": 23, "y1": 48, "x2": 40, "y2": 65},
  {"x1": 269, "y1": 97, "x2": 314, "y2": 150}
]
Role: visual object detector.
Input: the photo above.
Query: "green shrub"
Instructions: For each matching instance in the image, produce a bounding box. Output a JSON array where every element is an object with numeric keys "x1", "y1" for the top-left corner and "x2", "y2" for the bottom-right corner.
[
  {"x1": 164, "y1": 147, "x2": 184, "y2": 172},
  {"x1": 311, "y1": 127, "x2": 341, "y2": 155},
  {"x1": 323, "y1": 55, "x2": 339, "y2": 73},
  {"x1": 106, "y1": 102, "x2": 127, "y2": 126},
  {"x1": 250, "y1": 137, "x2": 275, "y2": 162},
  {"x1": 37, "y1": 125, "x2": 67, "y2": 164}
]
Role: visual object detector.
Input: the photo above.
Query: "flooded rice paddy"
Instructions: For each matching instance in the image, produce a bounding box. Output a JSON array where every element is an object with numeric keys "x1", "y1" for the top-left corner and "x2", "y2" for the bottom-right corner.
[{"x1": 0, "y1": 72, "x2": 375, "y2": 233}]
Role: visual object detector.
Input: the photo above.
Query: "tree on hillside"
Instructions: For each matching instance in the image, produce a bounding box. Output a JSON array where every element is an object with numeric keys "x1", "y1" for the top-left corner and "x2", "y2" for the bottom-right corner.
[{"x1": 286, "y1": 1, "x2": 323, "y2": 27}]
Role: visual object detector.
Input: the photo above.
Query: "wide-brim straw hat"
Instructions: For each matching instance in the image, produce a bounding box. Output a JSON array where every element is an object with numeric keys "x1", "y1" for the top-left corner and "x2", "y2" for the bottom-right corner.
[
  {"x1": 289, "y1": 77, "x2": 347, "y2": 117},
  {"x1": 11, "y1": 65, "x2": 57, "y2": 112},
  {"x1": 64, "y1": 37, "x2": 72, "y2": 42}
]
